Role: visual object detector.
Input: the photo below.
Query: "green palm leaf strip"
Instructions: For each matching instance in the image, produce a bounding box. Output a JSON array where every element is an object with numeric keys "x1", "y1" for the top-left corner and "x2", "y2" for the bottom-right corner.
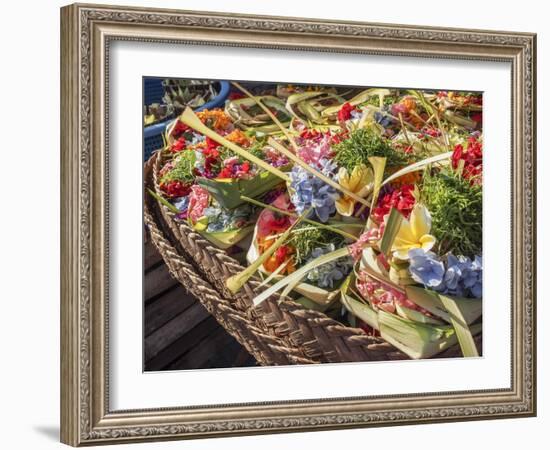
[
  {"x1": 405, "y1": 286, "x2": 482, "y2": 325},
  {"x1": 408, "y1": 89, "x2": 450, "y2": 150},
  {"x1": 231, "y1": 81, "x2": 299, "y2": 150},
  {"x1": 340, "y1": 276, "x2": 478, "y2": 359},
  {"x1": 379, "y1": 207, "x2": 403, "y2": 255},
  {"x1": 257, "y1": 260, "x2": 291, "y2": 288},
  {"x1": 381, "y1": 151, "x2": 452, "y2": 187},
  {"x1": 359, "y1": 156, "x2": 386, "y2": 220},
  {"x1": 438, "y1": 294, "x2": 480, "y2": 357},
  {"x1": 147, "y1": 188, "x2": 180, "y2": 214},
  {"x1": 321, "y1": 88, "x2": 391, "y2": 117},
  {"x1": 253, "y1": 247, "x2": 350, "y2": 306}
]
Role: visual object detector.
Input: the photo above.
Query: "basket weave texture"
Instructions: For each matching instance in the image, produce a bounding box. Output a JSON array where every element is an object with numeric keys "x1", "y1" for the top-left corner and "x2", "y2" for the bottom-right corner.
[{"x1": 145, "y1": 154, "x2": 473, "y2": 365}]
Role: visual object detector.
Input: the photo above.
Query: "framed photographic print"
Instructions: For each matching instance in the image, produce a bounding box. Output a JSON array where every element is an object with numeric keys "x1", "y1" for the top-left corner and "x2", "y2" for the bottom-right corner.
[{"x1": 60, "y1": 3, "x2": 537, "y2": 446}]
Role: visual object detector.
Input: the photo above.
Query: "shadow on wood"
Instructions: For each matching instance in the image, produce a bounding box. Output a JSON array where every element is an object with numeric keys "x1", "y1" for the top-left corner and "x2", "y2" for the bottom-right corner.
[{"x1": 144, "y1": 237, "x2": 257, "y2": 371}]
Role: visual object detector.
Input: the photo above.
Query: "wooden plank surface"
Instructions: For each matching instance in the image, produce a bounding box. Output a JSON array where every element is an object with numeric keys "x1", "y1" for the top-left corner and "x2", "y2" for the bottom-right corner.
[{"x1": 144, "y1": 240, "x2": 256, "y2": 371}]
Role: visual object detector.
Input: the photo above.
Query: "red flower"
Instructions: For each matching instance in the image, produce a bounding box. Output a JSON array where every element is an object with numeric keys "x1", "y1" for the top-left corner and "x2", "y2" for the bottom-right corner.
[
  {"x1": 171, "y1": 120, "x2": 190, "y2": 139},
  {"x1": 202, "y1": 156, "x2": 220, "y2": 179},
  {"x1": 451, "y1": 137, "x2": 483, "y2": 184},
  {"x1": 160, "y1": 180, "x2": 191, "y2": 198},
  {"x1": 275, "y1": 245, "x2": 290, "y2": 261},
  {"x1": 337, "y1": 102, "x2": 357, "y2": 122},
  {"x1": 228, "y1": 91, "x2": 245, "y2": 100},
  {"x1": 205, "y1": 137, "x2": 221, "y2": 151},
  {"x1": 217, "y1": 167, "x2": 233, "y2": 179},
  {"x1": 257, "y1": 194, "x2": 294, "y2": 238},
  {"x1": 421, "y1": 127, "x2": 441, "y2": 138},
  {"x1": 371, "y1": 184, "x2": 416, "y2": 223},
  {"x1": 169, "y1": 137, "x2": 187, "y2": 153},
  {"x1": 299, "y1": 129, "x2": 321, "y2": 140},
  {"x1": 471, "y1": 112, "x2": 483, "y2": 125},
  {"x1": 202, "y1": 147, "x2": 220, "y2": 159}
]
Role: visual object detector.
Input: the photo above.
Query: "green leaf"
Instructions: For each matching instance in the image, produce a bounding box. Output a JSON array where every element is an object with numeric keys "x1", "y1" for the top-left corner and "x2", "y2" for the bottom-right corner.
[
  {"x1": 252, "y1": 247, "x2": 350, "y2": 306},
  {"x1": 294, "y1": 295, "x2": 339, "y2": 312},
  {"x1": 381, "y1": 151, "x2": 452, "y2": 187},
  {"x1": 394, "y1": 303, "x2": 445, "y2": 325},
  {"x1": 340, "y1": 276, "x2": 380, "y2": 330},
  {"x1": 378, "y1": 309, "x2": 470, "y2": 359},
  {"x1": 197, "y1": 225, "x2": 255, "y2": 250},
  {"x1": 379, "y1": 207, "x2": 403, "y2": 255},
  {"x1": 405, "y1": 286, "x2": 482, "y2": 325},
  {"x1": 438, "y1": 294, "x2": 480, "y2": 357},
  {"x1": 147, "y1": 189, "x2": 180, "y2": 214},
  {"x1": 341, "y1": 276, "x2": 480, "y2": 359},
  {"x1": 366, "y1": 156, "x2": 386, "y2": 221},
  {"x1": 321, "y1": 88, "x2": 391, "y2": 117},
  {"x1": 197, "y1": 169, "x2": 285, "y2": 209}
]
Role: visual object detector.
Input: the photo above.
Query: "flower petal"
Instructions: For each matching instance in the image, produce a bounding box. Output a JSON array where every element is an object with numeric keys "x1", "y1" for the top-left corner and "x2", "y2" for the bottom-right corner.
[
  {"x1": 393, "y1": 219, "x2": 416, "y2": 245},
  {"x1": 410, "y1": 204, "x2": 432, "y2": 238},
  {"x1": 335, "y1": 197, "x2": 355, "y2": 216},
  {"x1": 419, "y1": 234, "x2": 436, "y2": 252}
]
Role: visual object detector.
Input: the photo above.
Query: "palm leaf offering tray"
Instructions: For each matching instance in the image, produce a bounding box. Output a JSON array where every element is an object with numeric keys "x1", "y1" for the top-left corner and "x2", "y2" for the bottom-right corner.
[{"x1": 145, "y1": 80, "x2": 483, "y2": 363}]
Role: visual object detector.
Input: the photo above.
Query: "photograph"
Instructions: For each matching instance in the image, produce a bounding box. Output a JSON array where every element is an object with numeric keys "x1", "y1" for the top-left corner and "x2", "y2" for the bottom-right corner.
[{"x1": 143, "y1": 78, "x2": 484, "y2": 370}]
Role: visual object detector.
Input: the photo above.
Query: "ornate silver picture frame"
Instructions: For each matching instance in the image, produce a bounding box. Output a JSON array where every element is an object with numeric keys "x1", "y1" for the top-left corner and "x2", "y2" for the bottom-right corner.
[{"x1": 60, "y1": 3, "x2": 536, "y2": 446}]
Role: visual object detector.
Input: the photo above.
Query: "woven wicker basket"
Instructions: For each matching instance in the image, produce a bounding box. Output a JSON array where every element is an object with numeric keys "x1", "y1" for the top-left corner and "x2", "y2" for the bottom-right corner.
[{"x1": 145, "y1": 153, "x2": 476, "y2": 365}]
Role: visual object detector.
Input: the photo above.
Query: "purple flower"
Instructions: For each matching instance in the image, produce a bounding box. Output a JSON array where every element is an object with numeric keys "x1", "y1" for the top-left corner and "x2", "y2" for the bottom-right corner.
[
  {"x1": 435, "y1": 253, "x2": 483, "y2": 298},
  {"x1": 305, "y1": 244, "x2": 353, "y2": 288},
  {"x1": 173, "y1": 196, "x2": 190, "y2": 220},
  {"x1": 289, "y1": 158, "x2": 339, "y2": 223},
  {"x1": 408, "y1": 248, "x2": 445, "y2": 288},
  {"x1": 408, "y1": 249, "x2": 483, "y2": 299},
  {"x1": 374, "y1": 107, "x2": 393, "y2": 128}
]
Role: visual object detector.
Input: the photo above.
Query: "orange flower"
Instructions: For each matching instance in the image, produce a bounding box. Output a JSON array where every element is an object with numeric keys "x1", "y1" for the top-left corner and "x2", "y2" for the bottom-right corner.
[
  {"x1": 225, "y1": 129, "x2": 251, "y2": 147},
  {"x1": 386, "y1": 166, "x2": 421, "y2": 186},
  {"x1": 196, "y1": 109, "x2": 233, "y2": 131},
  {"x1": 400, "y1": 96, "x2": 417, "y2": 113},
  {"x1": 257, "y1": 236, "x2": 296, "y2": 274}
]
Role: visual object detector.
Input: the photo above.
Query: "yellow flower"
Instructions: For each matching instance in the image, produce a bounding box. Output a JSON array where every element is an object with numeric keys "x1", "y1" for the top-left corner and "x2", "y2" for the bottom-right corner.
[
  {"x1": 391, "y1": 204, "x2": 436, "y2": 260},
  {"x1": 335, "y1": 164, "x2": 373, "y2": 216}
]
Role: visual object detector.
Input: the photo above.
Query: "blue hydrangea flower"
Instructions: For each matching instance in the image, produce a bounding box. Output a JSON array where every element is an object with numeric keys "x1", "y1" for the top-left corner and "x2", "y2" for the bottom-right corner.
[
  {"x1": 433, "y1": 253, "x2": 482, "y2": 298},
  {"x1": 304, "y1": 244, "x2": 353, "y2": 289},
  {"x1": 173, "y1": 196, "x2": 190, "y2": 212},
  {"x1": 204, "y1": 204, "x2": 253, "y2": 233},
  {"x1": 407, "y1": 248, "x2": 445, "y2": 288},
  {"x1": 289, "y1": 158, "x2": 339, "y2": 223},
  {"x1": 408, "y1": 249, "x2": 483, "y2": 298},
  {"x1": 374, "y1": 106, "x2": 393, "y2": 128},
  {"x1": 438, "y1": 253, "x2": 467, "y2": 296},
  {"x1": 464, "y1": 255, "x2": 482, "y2": 298}
]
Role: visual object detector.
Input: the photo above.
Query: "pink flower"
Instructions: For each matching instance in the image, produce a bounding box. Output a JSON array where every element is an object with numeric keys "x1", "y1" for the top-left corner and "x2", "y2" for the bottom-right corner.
[
  {"x1": 347, "y1": 227, "x2": 382, "y2": 261},
  {"x1": 296, "y1": 132, "x2": 334, "y2": 165},
  {"x1": 187, "y1": 185, "x2": 209, "y2": 224},
  {"x1": 257, "y1": 194, "x2": 294, "y2": 238}
]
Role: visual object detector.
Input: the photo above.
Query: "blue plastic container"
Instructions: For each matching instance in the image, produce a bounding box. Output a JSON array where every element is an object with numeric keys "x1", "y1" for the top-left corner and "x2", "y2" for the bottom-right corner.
[{"x1": 143, "y1": 80, "x2": 231, "y2": 161}]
